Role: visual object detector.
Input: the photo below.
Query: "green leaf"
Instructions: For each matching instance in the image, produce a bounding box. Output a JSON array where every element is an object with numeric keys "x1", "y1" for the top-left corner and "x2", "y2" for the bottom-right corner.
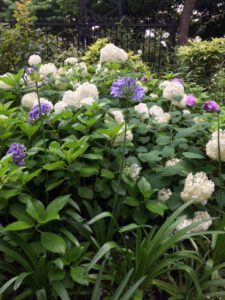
[
  {"x1": 70, "y1": 266, "x2": 89, "y2": 286},
  {"x1": 182, "y1": 152, "x2": 204, "y2": 159},
  {"x1": 87, "y1": 241, "x2": 118, "y2": 272},
  {"x1": 46, "y1": 195, "x2": 70, "y2": 214},
  {"x1": 20, "y1": 123, "x2": 40, "y2": 138},
  {"x1": 51, "y1": 282, "x2": 70, "y2": 300},
  {"x1": 138, "y1": 177, "x2": 153, "y2": 199},
  {"x1": 111, "y1": 269, "x2": 134, "y2": 300},
  {"x1": 0, "y1": 276, "x2": 18, "y2": 297},
  {"x1": 41, "y1": 232, "x2": 66, "y2": 254},
  {"x1": 146, "y1": 201, "x2": 168, "y2": 217},
  {"x1": 76, "y1": 167, "x2": 98, "y2": 177},
  {"x1": 101, "y1": 169, "x2": 115, "y2": 179},
  {"x1": 5, "y1": 221, "x2": 33, "y2": 231},
  {"x1": 138, "y1": 150, "x2": 161, "y2": 164},
  {"x1": 156, "y1": 136, "x2": 171, "y2": 146},
  {"x1": 175, "y1": 128, "x2": 195, "y2": 139},
  {"x1": 26, "y1": 199, "x2": 45, "y2": 222},
  {"x1": 78, "y1": 187, "x2": 94, "y2": 199},
  {"x1": 43, "y1": 161, "x2": 65, "y2": 171},
  {"x1": 14, "y1": 272, "x2": 30, "y2": 290}
]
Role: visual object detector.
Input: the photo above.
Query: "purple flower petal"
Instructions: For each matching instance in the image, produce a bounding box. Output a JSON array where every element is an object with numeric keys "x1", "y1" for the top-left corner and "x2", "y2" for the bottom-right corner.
[
  {"x1": 7, "y1": 143, "x2": 26, "y2": 166},
  {"x1": 202, "y1": 100, "x2": 220, "y2": 113}
]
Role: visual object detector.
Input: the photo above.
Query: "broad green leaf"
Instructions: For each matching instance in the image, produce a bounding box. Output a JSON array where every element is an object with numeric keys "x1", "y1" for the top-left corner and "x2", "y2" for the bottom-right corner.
[
  {"x1": 20, "y1": 123, "x2": 40, "y2": 138},
  {"x1": 70, "y1": 266, "x2": 89, "y2": 286},
  {"x1": 146, "y1": 201, "x2": 168, "y2": 216},
  {"x1": 138, "y1": 150, "x2": 161, "y2": 164},
  {"x1": 43, "y1": 161, "x2": 65, "y2": 171},
  {"x1": 76, "y1": 167, "x2": 99, "y2": 177},
  {"x1": 182, "y1": 152, "x2": 204, "y2": 159},
  {"x1": 78, "y1": 187, "x2": 94, "y2": 199},
  {"x1": 5, "y1": 221, "x2": 33, "y2": 231},
  {"x1": 26, "y1": 199, "x2": 45, "y2": 222},
  {"x1": 138, "y1": 177, "x2": 153, "y2": 199},
  {"x1": 41, "y1": 232, "x2": 66, "y2": 254},
  {"x1": 101, "y1": 169, "x2": 115, "y2": 179}
]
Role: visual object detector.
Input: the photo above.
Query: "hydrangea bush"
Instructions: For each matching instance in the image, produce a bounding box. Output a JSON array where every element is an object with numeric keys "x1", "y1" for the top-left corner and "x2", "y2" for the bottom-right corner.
[{"x1": 0, "y1": 42, "x2": 225, "y2": 299}]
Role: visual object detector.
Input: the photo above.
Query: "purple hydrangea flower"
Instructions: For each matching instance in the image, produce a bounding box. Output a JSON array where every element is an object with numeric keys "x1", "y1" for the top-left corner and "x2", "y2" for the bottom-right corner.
[
  {"x1": 29, "y1": 102, "x2": 52, "y2": 123},
  {"x1": 110, "y1": 77, "x2": 145, "y2": 102},
  {"x1": 7, "y1": 143, "x2": 26, "y2": 166},
  {"x1": 202, "y1": 100, "x2": 220, "y2": 113},
  {"x1": 186, "y1": 94, "x2": 196, "y2": 107},
  {"x1": 172, "y1": 78, "x2": 184, "y2": 85}
]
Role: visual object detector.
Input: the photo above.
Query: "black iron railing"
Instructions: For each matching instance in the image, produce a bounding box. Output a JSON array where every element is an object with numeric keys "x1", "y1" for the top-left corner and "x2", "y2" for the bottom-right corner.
[{"x1": 34, "y1": 21, "x2": 177, "y2": 70}]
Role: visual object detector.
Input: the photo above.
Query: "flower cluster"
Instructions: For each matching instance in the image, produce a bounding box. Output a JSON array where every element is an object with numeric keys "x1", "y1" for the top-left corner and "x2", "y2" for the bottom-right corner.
[
  {"x1": 165, "y1": 158, "x2": 181, "y2": 167},
  {"x1": 39, "y1": 63, "x2": 58, "y2": 78},
  {"x1": 134, "y1": 103, "x2": 149, "y2": 120},
  {"x1": 62, "y1": 82, "x2": 98, "y2": 109},
  {"x1": 149, "y1": 105, "x2": 171, "y2": 123},
  {"x1": 28, "y1": 102, "x2": 53, "y2": 122},
  {"x1": 100, "y1": 43, "x2": 128, "y2": 63},
  {"x1": 111, "y1": 77, "x2": 145, "y2": 102},
  {"x1": 163, "y1": 80, "x2": 184, "y2": 102},
  {"x1": 124, "y1": 163, "x2": 142, "y2": 181},
  {"x1": 64, "y1": 57, "x2": 78, "y2": 65},
  {"x1": 7, "y1": 143, "x2": 26, "y2": 166},
  {"x1": 110, "y1": 110, "x2": 125, "y2": 124},
  {"x1": 203, "y1": 100, "x2": 220, "y2": 113},
  {"x1": 28, "y1": 54, "x2": 41, "y2": 66},
  {"x1": 206, "y1": 130, "x2": 225, "y2": 161},
  {"x1": 158, "y1": 188, "x2": 172, "y2": 202},
  {"x1": 181, "y1": 172, "x2": 215, "y2": 205},
  {"x1": 177, "y1": 211, "x2": 212, "y2": 232}
]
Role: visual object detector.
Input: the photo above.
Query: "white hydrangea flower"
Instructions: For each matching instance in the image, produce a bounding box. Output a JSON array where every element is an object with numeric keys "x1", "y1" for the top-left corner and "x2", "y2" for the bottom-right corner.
[
  {"x1": 62, "y1": 90, "x2": 80, "y2": 108},
  {"x1": 79, "y1": 62, "x2": 88, "y2": 76},
  {"x1": 125, "y1": 163, "x2": 142, "y2": 181},
  {"x1": 54, "y1": 101, "x2": 68, "y2": 113},
  {"x1": 65, "y1": 68, "x2": 73, "y2": 76},
  {"x1": 158, "y1": 188, "x2": 172, "y2": 202},
  {"x1": 96, "y1": 63, "x2": 102, "y2": 73},
  {"x1": 114, "y1": 129, "x2": 133, "y2": 144},
  {"x1": 80, "y1": 97, "x2": 95, "y2": 106},
  {"x1": 163, "y1": 81, "x2": 184, "y2": 101},
  {"x1": 149, "y1": 105, "x2": 170, "y2": 123},
  {"x1": 0, "y1": 114, "x2": 8, "y2": 120},
  {"x1": 33, "y1": 98, "x2": 54, "y2": 110},
  {"x1": 28, "y1": 54, "x2": 41, "y2": 66},
  {"x1": 206, "y1": 130, "x2": 225, "y2": 161},
  {"x1": 100, "y1": 43, "x2": 128, "y2": 63},
  {"x1": 191, "y1": 211, "x2": 212, "y2": 232},
  {"x1": 149, "y1": 105, "x2": 164, "y2": 116},
  {"x1": 176, "y1": 216, "x2": 192, "y2": 231},
  {"x1": 159, "y1": 80, "x2": 170, "y2": 89},
  {"x1": 110, "y1": 110, "x2": 125, "y2": 124},
  {"x1": 181, "y1": 172, "x2": 215, "y2": 205},
  {"x1": 150, "y1": 93, "x2": 158, "y2": 99},
  {"x1": 39, "y1": 63, "x2": 58, "y2": 78},
  {"x1": 165, "y1": 158, "x2": 181, "y2": 167},
  {"x1": 64, "y1": 57, "x2": 78, "y2": 65},
  {"x1": 21, "y1": 92, "x2": 38, "y2": 109},
  {"x1": 134, "y1": 103, "x2": 149, "y2": 119},
  {"x1": 74, "y1": 82, "x2": 99, "y2": 102},
  {"x1": 58, "y1": 67, "x2": 66, "y2": 75},
  {"x1": 176, "y1": 211, "x2": 212, "y2": 232},
  {"x1": 183, "y1": 109, "x2": 191, "y2": 114},
  {"x1": 193, "y1": 116, "x2": 204, "y2": 123}
]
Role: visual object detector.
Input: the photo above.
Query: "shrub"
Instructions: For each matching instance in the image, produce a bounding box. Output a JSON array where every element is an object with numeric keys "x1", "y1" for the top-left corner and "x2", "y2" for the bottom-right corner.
[
  {"x1": 176, "y1": 38, "x2": 225, "y2": 87},
  {"x1": 0, "y1": 40, "x2": 225, "y2": 298}
]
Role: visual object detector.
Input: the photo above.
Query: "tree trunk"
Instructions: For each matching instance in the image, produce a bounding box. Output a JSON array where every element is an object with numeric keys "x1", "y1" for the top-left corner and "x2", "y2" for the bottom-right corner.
[{"x1": 178, "y1": 0, "x2": 198, "y2": 46}]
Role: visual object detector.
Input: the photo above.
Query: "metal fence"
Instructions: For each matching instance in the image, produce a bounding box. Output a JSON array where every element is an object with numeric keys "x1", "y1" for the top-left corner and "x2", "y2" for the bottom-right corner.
[{"x1": 34, "y1": 20, "x2": 177, "y2": 71}]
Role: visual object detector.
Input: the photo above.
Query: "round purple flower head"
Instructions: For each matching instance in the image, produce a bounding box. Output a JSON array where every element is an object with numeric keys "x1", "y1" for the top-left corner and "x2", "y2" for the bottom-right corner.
[
  {"x1": 29, "y1": 102, "x2": 52, "y2": 123},
  {"x1": 7, "y1": 143, "x2": 26, "y2": 166},
  {"x1": 202, "y1": 100, "x2": 220, "y2": 113},
  {"x1": 186, "y1": 94, "x2": 196, "y2": 107},
  {"x1": 172, "y1": 78, "x2": 184, "y2": 85},
  {"x1": 110, "y1": 77, "x2": 145, "y2": 102}
]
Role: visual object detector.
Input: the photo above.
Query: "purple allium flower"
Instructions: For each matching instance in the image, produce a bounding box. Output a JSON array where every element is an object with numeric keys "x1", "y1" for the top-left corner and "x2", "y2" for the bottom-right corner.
[
  {"x1": 202, "y1": 100, "x2": 220, "y2": 113},
  {"x1": 7, "y1": 143, "x2": 26, "y2": 166},
  {"x1": 186, "y1": 94, "x2": 196, "y2": 107},
  {"x1": 110, "y1": 77, "x2": 145, "y2": 102},
  {"x1": 172, "y1": 78, "x2": 184, "y2": 85},
  {"x1": 28, "y1": 102, "x2": 52, "y2": 123}
]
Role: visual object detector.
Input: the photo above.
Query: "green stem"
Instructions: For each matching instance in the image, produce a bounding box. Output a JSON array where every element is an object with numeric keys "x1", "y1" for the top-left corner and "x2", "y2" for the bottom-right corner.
[
  {"x1": 217, "y1": 112, "x2": 222, "y2": 214},
  {"x1": 35, "y1": 82, "x2": 49, "y2": 204},
  {"x1": 112, "y1": 104, "x2": 128, "y2": 220}
]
